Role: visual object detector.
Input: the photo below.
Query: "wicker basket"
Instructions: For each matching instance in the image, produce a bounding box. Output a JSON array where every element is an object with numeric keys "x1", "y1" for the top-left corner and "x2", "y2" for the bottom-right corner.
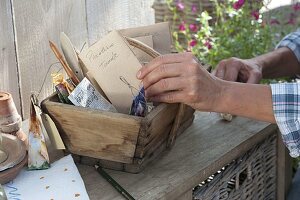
[
  {"x1": 41, "y1": 36, "x2": 195, "y2": 173},
  {"x1": 193, "y1": 134, "x2": 277, "y2": 200}
]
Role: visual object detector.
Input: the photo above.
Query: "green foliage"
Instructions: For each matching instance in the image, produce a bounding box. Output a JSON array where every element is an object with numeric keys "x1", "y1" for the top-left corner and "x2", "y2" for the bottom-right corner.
[{"x1": 167, "y1": 0, "x2": 300, "y2": 68}]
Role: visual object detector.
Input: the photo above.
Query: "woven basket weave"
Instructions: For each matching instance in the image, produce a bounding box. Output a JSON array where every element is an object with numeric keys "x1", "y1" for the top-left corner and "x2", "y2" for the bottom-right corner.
[{"x1": 193, "y1": 134, "x2": 277, "y2": 200}]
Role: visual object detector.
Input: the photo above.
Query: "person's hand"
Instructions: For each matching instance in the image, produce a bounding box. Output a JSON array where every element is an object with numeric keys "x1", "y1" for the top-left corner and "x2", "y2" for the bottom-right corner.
[
  {"x1": 213, "y1": 57, "x2": 263, "y2": 84},
  {"x1": 136, "y1": 52, "x2": 224, "y2": 112}
]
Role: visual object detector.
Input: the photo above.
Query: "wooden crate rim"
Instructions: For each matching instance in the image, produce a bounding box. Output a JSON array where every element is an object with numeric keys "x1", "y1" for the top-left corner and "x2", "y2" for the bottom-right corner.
[{"x1": 41, "y1": 92, "x2": 178, "y2": 125}]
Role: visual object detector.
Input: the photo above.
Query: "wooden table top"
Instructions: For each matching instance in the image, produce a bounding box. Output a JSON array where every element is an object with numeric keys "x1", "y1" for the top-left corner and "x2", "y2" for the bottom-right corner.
[{"x1": 77, "y1": 112, "x2": 277, "y2": 200}]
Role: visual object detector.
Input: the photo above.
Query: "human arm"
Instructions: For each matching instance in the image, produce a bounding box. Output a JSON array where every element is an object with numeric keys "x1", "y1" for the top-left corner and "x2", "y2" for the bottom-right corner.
[
  {"x1": 137, "y1": 52, "x2": 300, "y2": 157},
  {"x1": 214, "y1": 31, "x2": 300, "y2": 83},
  {"x1": 212, "y1": 31, "x2": 300, "y2": 157},
  {"x1": 137, "y1": 52, "x2": 276, "y2": 123}
]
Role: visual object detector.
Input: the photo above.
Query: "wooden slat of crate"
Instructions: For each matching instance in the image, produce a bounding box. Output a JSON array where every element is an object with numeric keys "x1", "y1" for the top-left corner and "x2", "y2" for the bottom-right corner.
[
  {"x1": 76, "y1": 107, "x2": 195, "y2": 173},
  {"x1": 135, "y1": 105, "x2": 195, "y2": 158},
  {"x1": 135, "y1": 124, "x2": 173, "y2": 158},
  {"x1": 133, "y1": 113, "x2": 194, "y2": 165},
  {"x1": 136, "y1": 108, "x2": 195, "y2": 164},
  {"x1": 125, "y1": 115, "x2": 195, "y2": 173},
  {"x1": 42, "y1": 97, "x2": 142, "y2": 164},
  {"x1": 136, "y1": 103, "x2": 178, "y2": 143}
]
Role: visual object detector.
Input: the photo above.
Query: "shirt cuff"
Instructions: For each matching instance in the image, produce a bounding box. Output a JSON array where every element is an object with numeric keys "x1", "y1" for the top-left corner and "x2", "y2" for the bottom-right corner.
[
  {"x1": 271, "y1": 83, "x2": 300, "y2": 157},
  {"x1": 276, "y1": 31, "x2": 300, "y2": 63}
]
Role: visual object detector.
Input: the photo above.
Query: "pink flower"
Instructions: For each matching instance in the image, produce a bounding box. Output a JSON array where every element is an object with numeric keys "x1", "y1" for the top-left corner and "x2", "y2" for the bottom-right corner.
[
  {"x1": 287, "y1": 13, "x2": 296, "y2": 25},
  {"x1": 204, "y1": 41, "x2": 212, "y2": 49},
  {"x1": 189, "y1": 24, "x2": 197, "y2": 32},
  {"x1": 270, "y1": 19, "x2": 280, "y2": 25},
  {"x1": 178, "y1": 22, "x2": 186, "y2": 31},
  {"x1": 251, "y1": 10, "x2": 259, "y2": 20},
  {"x1": 293, "y1": 3, "x2": 300, "y2": 11},
  {"x1": 176, "y1": 2, "x2": 185, "y2": 11},
  {"x1": 189, "y1": 39, "x2": 197, "y2": 47},
  {"x1": 287, "y1": 18, "x2": 296, "y2": 25},
  {"x1": 233, "y1": 0, "x2": 245, "y2": 10},
  {"x1": 191, "y1": 4, "x2": 197, "y2": 13}
]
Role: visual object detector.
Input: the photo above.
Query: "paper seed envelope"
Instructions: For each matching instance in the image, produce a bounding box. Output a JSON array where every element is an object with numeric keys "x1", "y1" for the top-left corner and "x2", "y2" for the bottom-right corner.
[
  {"x1": 78, "y1": 31, "x2": 142, "y2": 113},
  {"x1": 120, "y1": 22, "x2": 172, "y2": 54}
]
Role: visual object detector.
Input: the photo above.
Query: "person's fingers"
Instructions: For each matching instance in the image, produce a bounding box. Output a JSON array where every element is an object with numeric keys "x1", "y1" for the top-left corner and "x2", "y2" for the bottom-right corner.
[
  {"x1": 137, "y1": 52, "x2": 194, "y2": 79},
  {"x1": 214, "y1": 61, "x2": 226, "y2": 79},
  {"x1": 223, "y1": 63, "x2": 240, "y2": 81},
  {"x1": 148, "y1": 91, "x2": 187, "y2": 103},
  {"x1": 246, "y1": 71, "x2": 262, "y2": 84},
  {"x1": 142, "y1": 63, "x2": 185, "y2": 89},
  {"x1": 145, "y1": 77, "x2": 186, "y2": 98}
]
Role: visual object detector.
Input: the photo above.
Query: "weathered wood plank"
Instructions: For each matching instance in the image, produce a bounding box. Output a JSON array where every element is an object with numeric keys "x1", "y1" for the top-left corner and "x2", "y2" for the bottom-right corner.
[
  {"x1": 0, "y1": 0, "x2": 21, "y2": 115},
  {"x1": 42, "y1": 99, "x2": 142, "y2": 164},
  {"x1": 77, "y1": 112, "x2": 277, "y2": 200},
  {"x1": 176, "y1": 190, "x2": 192, "y2": 200},
  {"x1": 73, "y1": 114, "x2": 195, "y2": 173},
  {"x1": 86, "y1": 0, "x2": 155, "y2": 45},
  {"x1": 137, "y1": 103, "x2": 178, "y2": 144},
  {"x1": 11, "y1": 0, "x2": 88, "y2": 118},
  {"x1": 125, "y1": 116, "x2": 194, "y2": 173},
  {"x1": 135, "y1": 107, "x2": 194, "y2": 158}
]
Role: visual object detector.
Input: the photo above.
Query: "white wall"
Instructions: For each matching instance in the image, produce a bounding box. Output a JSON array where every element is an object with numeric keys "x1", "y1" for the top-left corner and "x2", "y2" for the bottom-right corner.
[{"x1": 0, "y1": 0, "x2": 155, "y2": 118}]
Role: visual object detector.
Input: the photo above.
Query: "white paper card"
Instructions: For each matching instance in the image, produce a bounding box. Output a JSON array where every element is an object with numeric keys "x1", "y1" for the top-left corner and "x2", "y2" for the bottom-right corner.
[
  {"x1": 4, "y1": 155, "x2": 89, "y2": 200},
  {"x1": 68, "y1": 78, "x2": 117, "y2": 112}
]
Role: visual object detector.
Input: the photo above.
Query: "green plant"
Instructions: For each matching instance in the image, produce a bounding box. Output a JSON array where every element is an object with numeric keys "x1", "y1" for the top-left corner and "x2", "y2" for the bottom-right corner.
[{"x1": 167, "y1": 0, "x2": 300, "y2": 68}]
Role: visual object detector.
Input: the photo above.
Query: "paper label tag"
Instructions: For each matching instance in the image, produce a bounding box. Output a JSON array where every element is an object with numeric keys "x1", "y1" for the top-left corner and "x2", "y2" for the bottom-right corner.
[{"x1": 68, "y1": 78, "x2": 117, "y2": 112}]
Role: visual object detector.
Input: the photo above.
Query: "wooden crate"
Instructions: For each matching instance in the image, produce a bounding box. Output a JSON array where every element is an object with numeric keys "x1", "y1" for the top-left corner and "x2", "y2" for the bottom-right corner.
[{"x1": 41, "y1": 93, "x2": 195, "y2": 173}]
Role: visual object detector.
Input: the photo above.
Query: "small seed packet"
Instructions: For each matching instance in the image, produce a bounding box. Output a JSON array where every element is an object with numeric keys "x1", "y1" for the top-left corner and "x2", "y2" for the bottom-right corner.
[
  {"x1": 52, "y1": 73, "x2": 74, "y2": 104},
  {"x1": 68, "y1": 78, "x2": 117, "y2": 112},
  {"x1": 28, "y1": 94, "x2": 50, "y2": 170}
]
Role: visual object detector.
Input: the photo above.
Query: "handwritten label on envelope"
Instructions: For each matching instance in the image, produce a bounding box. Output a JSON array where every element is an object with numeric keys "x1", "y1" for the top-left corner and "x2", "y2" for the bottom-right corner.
[{"x1": 78, "y1": 31, "x2": 142, "y2": 113}]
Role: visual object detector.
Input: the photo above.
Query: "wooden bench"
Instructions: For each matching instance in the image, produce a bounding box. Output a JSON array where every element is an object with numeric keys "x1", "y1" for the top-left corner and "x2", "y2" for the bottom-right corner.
[{"x1": 78, "y1": 111, "x2": 292, "y2": 200}]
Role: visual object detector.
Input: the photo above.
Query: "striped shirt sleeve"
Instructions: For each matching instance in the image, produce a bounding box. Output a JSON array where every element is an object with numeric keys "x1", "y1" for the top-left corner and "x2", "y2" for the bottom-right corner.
[
  {"x1": 271, "y1": 83, "x2": 300, "y2": 157},
  {"x1": 276, "y1": 30, "x2": 300, "y2": 62}
]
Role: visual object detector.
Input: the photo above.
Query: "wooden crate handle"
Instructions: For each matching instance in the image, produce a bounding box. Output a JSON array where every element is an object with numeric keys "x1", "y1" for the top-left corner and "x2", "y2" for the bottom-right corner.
[
  {"x1": 125, "y1": 37, "x2": 161, "y2": 58},
  {"x1": 125, "y1": 36, "x2": 185, "y2": 148},
  {"x1": 166, "y1": 103, "x2": 186, "y2": 148}
]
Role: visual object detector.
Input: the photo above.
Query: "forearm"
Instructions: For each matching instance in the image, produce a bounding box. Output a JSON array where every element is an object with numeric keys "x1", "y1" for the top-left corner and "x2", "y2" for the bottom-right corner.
[
  {"x1": 215, "y1": 80, "x2": 276, "y2": 123},
  {"x1": 250, "y1": 47, "x2": 300, "y2": 79}
]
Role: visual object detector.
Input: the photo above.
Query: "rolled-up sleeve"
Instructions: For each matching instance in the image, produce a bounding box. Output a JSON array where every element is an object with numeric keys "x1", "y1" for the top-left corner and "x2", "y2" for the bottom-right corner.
[
  {"x1": 271, "y1": 83, "x2": 300, "y2": 157},
  {"x1": 276, "y1": 30, "x2": 300, "y2": 62}
]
